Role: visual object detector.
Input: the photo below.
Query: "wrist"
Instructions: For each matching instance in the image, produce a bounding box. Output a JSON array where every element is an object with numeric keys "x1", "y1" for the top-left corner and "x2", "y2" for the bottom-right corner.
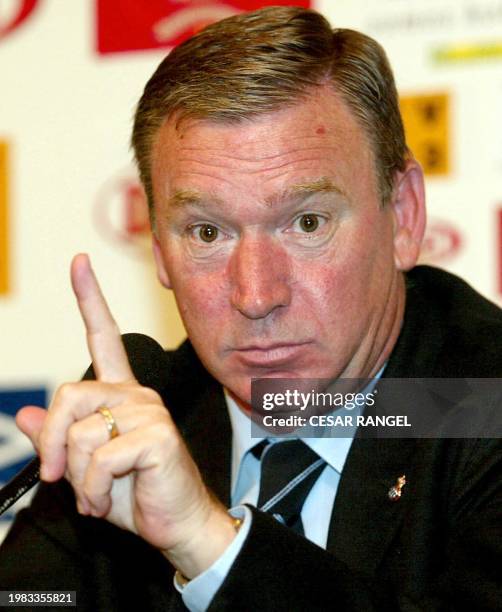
[
  {"x1": 174, "y1": 514, "x2": 243, "y2": 587},
  {"x1": 165, "y1": 502, "x2": 242, "y2": 581}
]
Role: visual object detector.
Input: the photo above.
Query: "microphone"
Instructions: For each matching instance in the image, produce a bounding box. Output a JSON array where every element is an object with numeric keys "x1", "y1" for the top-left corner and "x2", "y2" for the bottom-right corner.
[{"x1": 0, "y1": 333, "x2": 167, "y2": 517}]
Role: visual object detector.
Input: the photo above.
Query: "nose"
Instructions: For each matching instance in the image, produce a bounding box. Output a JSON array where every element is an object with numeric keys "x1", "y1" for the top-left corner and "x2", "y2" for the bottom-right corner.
[{"x1": 230, "y1": 235, "x2": 291, "y2": 319}]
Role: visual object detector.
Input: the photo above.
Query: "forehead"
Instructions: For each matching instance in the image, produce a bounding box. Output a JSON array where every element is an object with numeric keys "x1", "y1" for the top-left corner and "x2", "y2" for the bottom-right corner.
[{"x1": 150, "y1": 87, "x2": 377, "y2": 206}]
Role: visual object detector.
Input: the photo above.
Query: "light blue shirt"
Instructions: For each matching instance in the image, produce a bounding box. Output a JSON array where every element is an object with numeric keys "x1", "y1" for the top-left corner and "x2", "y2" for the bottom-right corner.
[{"x1": 177, "y1": 380, "x2": 379, "y2": 611}]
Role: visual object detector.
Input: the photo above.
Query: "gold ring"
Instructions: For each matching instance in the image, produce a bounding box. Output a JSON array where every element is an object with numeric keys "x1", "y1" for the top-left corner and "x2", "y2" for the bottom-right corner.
[{"x1": 97, "y1": 407, "x2": 119, "y2": 440}]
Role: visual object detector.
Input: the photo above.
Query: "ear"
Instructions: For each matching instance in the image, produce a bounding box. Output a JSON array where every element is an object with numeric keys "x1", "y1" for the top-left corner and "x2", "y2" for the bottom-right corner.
[
  {"x1": 391, "y1": 157, "x2": 426, "y2": 271},
  {"x1": 152, "y1": 234, "x2": 172, "y2": 289}
]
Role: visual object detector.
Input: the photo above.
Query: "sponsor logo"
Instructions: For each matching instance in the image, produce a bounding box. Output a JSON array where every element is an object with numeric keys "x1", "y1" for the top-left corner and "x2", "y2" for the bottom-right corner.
[
  {"x1": 0, "y1": 141, "x2": 9, "y2": 295},
  {"x1": 419, "y1": 218, "x2": 463, "y2": 265},
  {"x1": 433, "y1": 41, "x2": 502, "y2": 64},
  {"x1": 96, "y1": 0, "x2": 310, "y2": 54},
  {"x1": 400, "y1": 92, "x2": 450, "y2": 176},
  {"x1": 93, "y1": 169, "x2": 151, "y2": 256},
  {"x1": 0, "y1": 0, "x2": 39, "y2": 40},
  {"x1": 0, "y1": 387, "x2": 46, "y2": 533}
]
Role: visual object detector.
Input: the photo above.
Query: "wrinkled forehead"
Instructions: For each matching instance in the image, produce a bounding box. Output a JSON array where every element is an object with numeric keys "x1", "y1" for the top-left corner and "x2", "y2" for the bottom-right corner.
[
  {"x1": 148, "y1": 94, "x2": 383, "y2": 233},
  {"x1": 155, "y1": 84, "x2": 373, "y2": 149},
  {"x1": 151, "y1": 88, "x2": 376, "y2": 178}
]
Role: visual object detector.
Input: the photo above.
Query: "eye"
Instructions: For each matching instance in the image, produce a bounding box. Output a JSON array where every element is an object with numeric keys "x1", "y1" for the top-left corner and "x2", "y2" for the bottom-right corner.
[
  {"x1": 198, "y1": 224, "x2": 219, "y2": 242},
  {"x1": 295, "y1": 214, "x2": 322, "y2": 233},
  {"x1": 298, "y1": 214, "x2": 319, "y2": 233}
]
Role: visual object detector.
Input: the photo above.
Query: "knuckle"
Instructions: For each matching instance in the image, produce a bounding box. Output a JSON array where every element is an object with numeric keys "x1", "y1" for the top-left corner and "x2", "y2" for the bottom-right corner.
[
  {"x1": 121, "y1": 385, "x2": 167, "y2": 418},
  {"x1": 67, "y1": 423, "x2": 80, "y2": 447},
  {"x1": 52, "y1": 382, "x2": 76, "y2": 406},
  {"x1": 148, "y1": 421, "x2": 179, "y2": 449},
  {"x1": 59, "y1": 381, "x2": 77, "y2": 400},
  {"x1": 130, "y1": 385, "x2": 162, "y2": 405},
  {"x1": 147, "y1": 407, "x2": 172, "y2": 427},
  {"x1": 143, "y1": 387, "x2": 163, "y2": 404},
  {"x1": 67, "y1": 422, "x2": 86, "y2": 450},
  {"x1": 91, "y1": 447, "x2": 110, "y2": 472}
]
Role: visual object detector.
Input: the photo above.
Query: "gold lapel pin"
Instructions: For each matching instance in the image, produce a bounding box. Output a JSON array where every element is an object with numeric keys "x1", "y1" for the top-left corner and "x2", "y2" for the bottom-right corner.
[{"x1": 388, "y1": 475, "x2": 406, "y2": 501}]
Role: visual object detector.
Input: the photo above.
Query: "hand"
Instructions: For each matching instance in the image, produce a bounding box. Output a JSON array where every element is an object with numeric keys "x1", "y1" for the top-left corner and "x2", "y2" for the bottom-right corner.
[{"x1": 16, "y1": 253, "x2": 237, "y2": 578}]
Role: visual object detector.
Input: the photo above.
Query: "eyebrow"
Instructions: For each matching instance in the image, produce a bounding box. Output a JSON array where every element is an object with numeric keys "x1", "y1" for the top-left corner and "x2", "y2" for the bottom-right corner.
[
  {"x1": 265, "y1": 177, "x2": 348, "y2": 208},
  {"x1": 166, "y1": 177, "x2": 347, "y2": 211},
  {"x1": 166, "y1": 189, "x2": 222, "y2": 210}
]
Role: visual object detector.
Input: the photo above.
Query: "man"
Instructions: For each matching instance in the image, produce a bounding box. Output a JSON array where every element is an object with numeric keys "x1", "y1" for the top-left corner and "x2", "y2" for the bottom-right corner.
[{"x1": 1, "y1": 6, "x2": 501, "y2": 611}]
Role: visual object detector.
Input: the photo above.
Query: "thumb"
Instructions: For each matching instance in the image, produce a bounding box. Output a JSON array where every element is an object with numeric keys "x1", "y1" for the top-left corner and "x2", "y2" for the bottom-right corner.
[{"x1": 16, "y1": 406, "x2": 47, "y2": 453}]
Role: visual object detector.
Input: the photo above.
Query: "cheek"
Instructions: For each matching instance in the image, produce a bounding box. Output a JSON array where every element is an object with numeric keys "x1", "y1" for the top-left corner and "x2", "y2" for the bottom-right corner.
[
  {"x1": 293, "y1": 224, "x2": 393, "y2": 323},
  {"x1": 308, "y1": 264, "x2": 363, "y2": 319},
  {"x1": 170, "y1": 266, "x2": 229, "y2": 328},
  {"x1": 289, "y1": 255, "x2": 357, "y2": 335}
]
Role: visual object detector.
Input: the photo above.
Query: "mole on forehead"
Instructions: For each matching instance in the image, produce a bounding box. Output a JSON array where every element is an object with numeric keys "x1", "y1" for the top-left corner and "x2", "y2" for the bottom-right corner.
[{"x1": 167, "y1": 178, "x2": 347, "y2": 210}]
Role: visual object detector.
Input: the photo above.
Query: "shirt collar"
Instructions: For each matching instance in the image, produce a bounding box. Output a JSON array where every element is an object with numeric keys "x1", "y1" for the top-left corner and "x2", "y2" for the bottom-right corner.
[
  {"x1": 224, "y1": 367, "x2": 385, "y2": 489},
  {"x1": 225, "y1": 390, "x2": 263, "y2": 490}
]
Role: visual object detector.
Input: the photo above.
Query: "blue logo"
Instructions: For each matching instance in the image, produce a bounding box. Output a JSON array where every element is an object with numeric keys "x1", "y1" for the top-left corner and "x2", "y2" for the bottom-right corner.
[{"x1": 0, "y1": 387, "x2": 46, "y2": 530}]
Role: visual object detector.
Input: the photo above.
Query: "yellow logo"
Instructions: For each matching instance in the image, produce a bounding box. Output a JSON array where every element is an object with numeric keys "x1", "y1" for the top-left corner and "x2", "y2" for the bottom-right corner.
[
  {"x1": 0, "y1": 141, "x2": 9, "y2": 295},
  {"x1": 400, "y1": 93, "x2": 450, "y2": 176},
  {"x1": 433, "y1": 41, "x2": 502, "y2": 64}
]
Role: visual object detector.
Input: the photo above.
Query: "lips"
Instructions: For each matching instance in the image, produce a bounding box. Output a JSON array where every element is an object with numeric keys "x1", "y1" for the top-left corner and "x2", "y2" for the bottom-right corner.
[{"x1": 234, "y1": 342, "x2": 310, "y2": 367}]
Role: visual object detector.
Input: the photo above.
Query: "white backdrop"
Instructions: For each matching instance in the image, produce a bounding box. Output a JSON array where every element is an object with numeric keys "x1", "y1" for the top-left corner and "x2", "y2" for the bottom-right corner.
[{"x1": 1, "y1": 0, "x2": 501, "y2": 540}]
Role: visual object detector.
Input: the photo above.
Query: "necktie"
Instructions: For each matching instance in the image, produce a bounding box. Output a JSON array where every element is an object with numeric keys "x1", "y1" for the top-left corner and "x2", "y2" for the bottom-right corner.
[{"x1": 255, "y1": 439, "x2": 326, "y2": 535}]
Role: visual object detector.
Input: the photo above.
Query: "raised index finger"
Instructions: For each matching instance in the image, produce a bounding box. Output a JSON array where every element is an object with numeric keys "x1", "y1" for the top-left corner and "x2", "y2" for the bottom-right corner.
[{"x1": 71, "y1": 253, "x2": 134, "y2": 383}]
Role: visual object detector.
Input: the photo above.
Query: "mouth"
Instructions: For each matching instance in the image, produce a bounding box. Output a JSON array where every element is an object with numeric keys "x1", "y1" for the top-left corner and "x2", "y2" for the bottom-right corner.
[{"x1": 233, "y1": 342, "x2": 311, "y2": 367}]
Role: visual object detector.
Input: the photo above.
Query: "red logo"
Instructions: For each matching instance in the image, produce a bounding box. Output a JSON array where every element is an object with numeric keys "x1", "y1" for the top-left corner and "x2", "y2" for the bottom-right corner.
[
  {"x1": 96, "y1": 0, "x2": 311, "y2": 54},
  {"x1": 0, "y1": 0, "x2": 39, "y2": 40},
  {"x1": 419, "y1": 218, "x2": 463, "y2": 265},
  {"x1": 93, "y1": 169, "x2": 151, "y2": 256}
]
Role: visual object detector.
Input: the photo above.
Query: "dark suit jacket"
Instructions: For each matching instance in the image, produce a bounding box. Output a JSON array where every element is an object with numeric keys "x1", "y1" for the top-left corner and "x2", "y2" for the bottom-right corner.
[{"x1": 1, "y1": 266, "x2": 501, "y2": 611}]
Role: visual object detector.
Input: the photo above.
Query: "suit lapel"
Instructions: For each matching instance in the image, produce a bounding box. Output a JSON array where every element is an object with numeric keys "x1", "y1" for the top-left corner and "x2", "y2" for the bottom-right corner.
[
  {"x1": 182, "y1": 379, "x2": 232, "y2": 505},
  {"x1": 327, "y1": 273, "x2": 446, "y2": 573},
  {"x1": 327, "y1": 436, "x2": 415, "y2": 575}
]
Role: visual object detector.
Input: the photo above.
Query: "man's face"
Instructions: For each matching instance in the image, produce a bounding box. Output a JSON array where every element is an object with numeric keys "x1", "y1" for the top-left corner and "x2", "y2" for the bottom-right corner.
[{"x1": 151, "y1": 88, "x2": 414, "y2": 406}]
